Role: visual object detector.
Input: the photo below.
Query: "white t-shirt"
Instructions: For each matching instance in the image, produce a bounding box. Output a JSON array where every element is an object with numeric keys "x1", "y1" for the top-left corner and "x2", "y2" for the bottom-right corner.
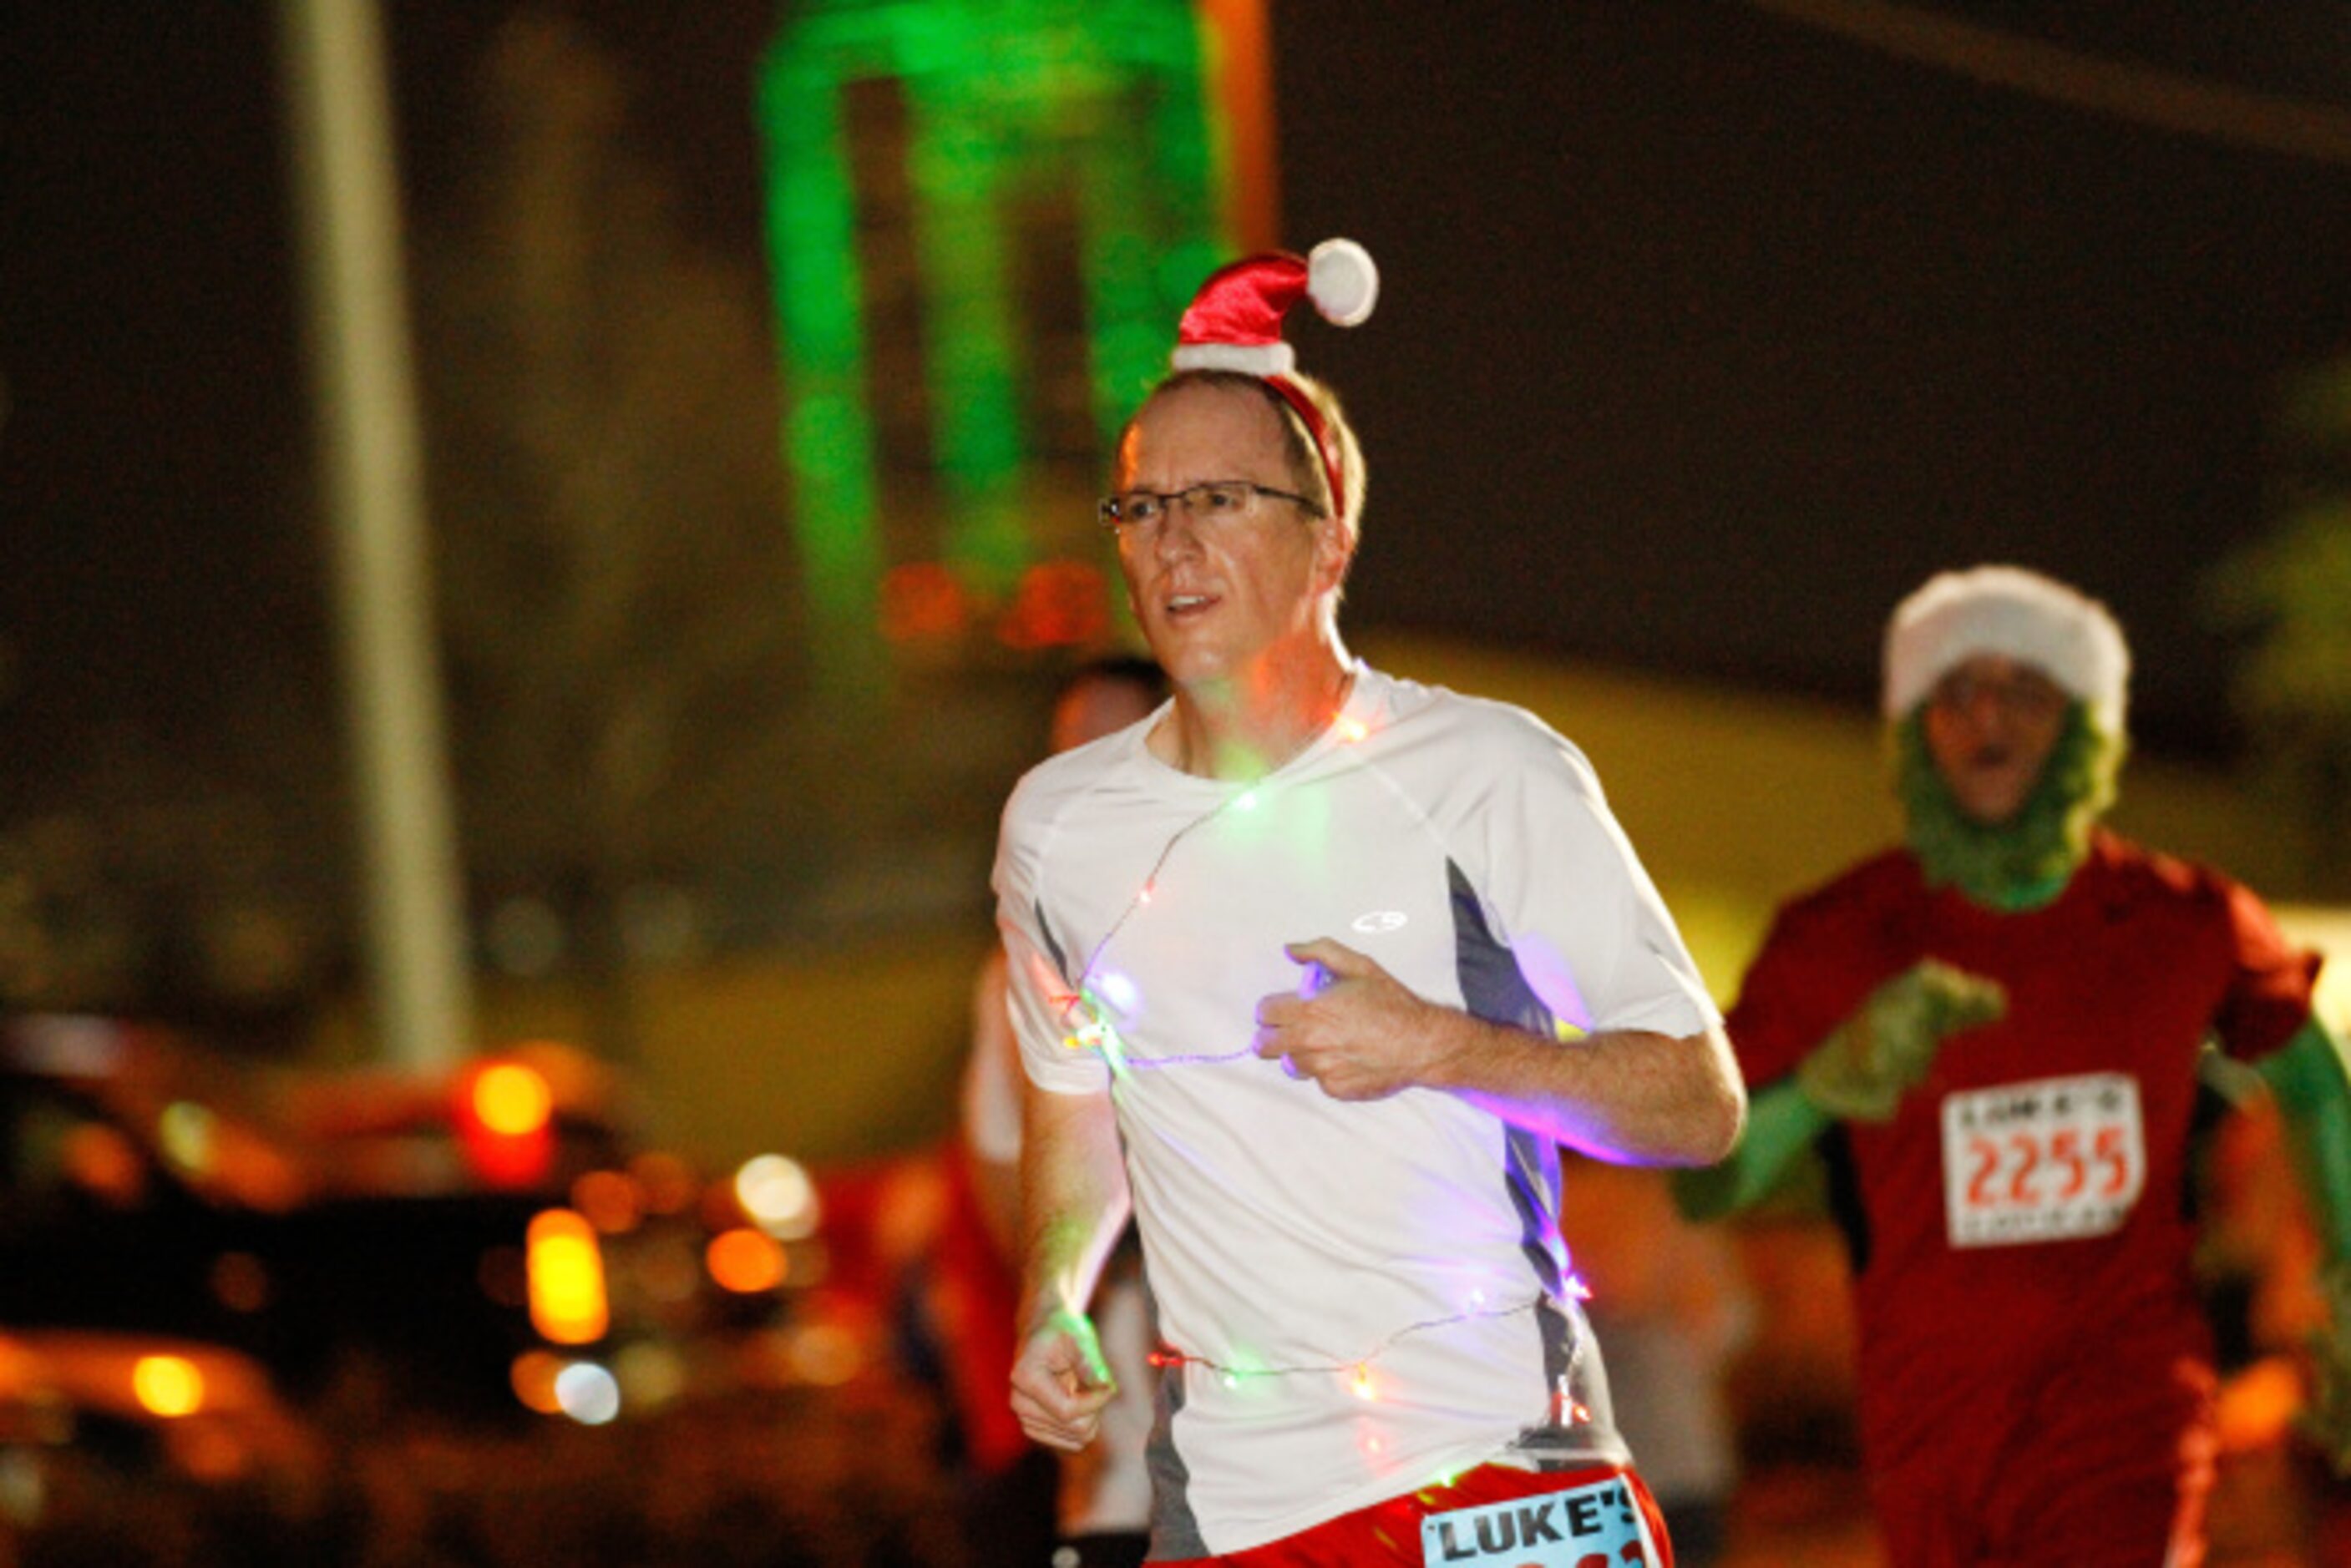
[{"x1": 992, "y1": 664, "x2": 1718, "y2": 1555}]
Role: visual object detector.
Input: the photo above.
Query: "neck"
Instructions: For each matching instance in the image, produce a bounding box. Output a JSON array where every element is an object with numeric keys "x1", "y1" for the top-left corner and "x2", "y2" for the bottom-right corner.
[{"x1": 1157, "y1": 636, "x2": 1355, "y2": 781}]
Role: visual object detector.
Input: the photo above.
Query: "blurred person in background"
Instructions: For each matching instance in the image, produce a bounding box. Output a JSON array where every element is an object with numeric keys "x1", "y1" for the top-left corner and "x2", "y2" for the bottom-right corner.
[
  {"x1": 960, "y1": 655, "x2": 1169, "y2": 1568},
  {"x1": 1565, "y1": 1152, "x2": 1751, "y2": 1567},
  {"x1": 1678, "y1": 564, "x2": 2351, "y2": 1566},
  {"x1": 994, "y1": 239, "x2": 1744, "y2": 1565}
]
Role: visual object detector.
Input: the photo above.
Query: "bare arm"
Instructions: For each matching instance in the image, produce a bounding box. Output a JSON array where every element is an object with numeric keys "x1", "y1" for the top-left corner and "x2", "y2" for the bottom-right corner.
[
  {"x1": 960, "y1": 952, "x2": 1024, "y2": 1263},
  {"x1": 1255, "y1": 937, "x2": 1746, "y2": 1167},
  {"x1": 1007, "y1": 1078, "x2": 1132, "y2": 1452}
]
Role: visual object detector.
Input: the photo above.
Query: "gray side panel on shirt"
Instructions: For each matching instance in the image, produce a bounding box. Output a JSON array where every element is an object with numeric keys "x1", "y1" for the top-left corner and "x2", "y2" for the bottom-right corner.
[
  {"x1": 1447, "y1": 860, "x2": 1622, "y2": 1459},
  {"x1": 1141, "y1": 1275, "x2": 1207, "y2": 1558}
]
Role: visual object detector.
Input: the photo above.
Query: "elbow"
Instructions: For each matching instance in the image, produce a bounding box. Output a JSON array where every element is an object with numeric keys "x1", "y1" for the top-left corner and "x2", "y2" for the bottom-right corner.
[
  {"x1": 1667, "y1": 1027, "x2": 1748, "y2": 1168},
  {"x1": 1711, "y1": 1081, "x2": 1749, "y2": 1166},
  {"x1": 1691, "y1": 1073, "x2": 1748, "y2": 1167}
]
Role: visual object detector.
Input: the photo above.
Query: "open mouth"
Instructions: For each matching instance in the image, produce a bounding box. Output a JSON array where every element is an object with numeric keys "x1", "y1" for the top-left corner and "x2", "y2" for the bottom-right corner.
[{"x1": 1165, "y1": 593, "x2": 1217, "y2": 620}]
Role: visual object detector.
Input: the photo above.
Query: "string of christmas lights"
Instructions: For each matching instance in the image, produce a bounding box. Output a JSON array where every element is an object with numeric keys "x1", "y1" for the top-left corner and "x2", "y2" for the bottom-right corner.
[
  {"x1": 1037, "y1": 709, "x2": 1603, "y2": 1416},
  {"x1": 1050, "y1": 776, "x2": 1275, "y2": 1071},
  {"x1": 1143, "y1": 1278, "x2": 1596, "y2": 1417},
  {"x1": 1051, "y1": 715, "x2": 1378, "y2": 1071}
]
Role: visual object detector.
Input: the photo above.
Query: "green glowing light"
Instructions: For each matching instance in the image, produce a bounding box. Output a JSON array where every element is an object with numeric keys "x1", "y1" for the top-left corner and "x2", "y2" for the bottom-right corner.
[
  {"x1": 757, "y1": 0, "x2": 1237, "y2": 688},
  {"x1": 159, "y1": 1101, "x2": 217, "y2": 1176}
]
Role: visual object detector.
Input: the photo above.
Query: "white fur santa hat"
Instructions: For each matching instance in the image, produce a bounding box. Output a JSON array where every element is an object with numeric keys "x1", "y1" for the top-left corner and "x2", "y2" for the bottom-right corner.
[
  {"x1": 1882, "y1": 564, "x2": 2131, "y2": 734},
  {"x1": 1169, "y1": 239, "x2": 1378, "y2": 518}
]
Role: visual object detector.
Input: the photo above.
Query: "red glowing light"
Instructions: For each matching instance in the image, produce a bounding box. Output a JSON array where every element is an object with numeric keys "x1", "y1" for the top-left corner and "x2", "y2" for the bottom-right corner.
[
  {"x1": 996, "y1": 560, "x2": 1110, "y2": 650},
  {"x1": 879, "y1": 561, "x2": 970, "y2": 644}
]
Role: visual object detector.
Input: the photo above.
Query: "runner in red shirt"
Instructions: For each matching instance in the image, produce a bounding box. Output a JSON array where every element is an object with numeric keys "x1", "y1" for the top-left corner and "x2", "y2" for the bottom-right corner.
[{"x1": 1679, "y1": 565, "x2": 2351, "y2": 1567}]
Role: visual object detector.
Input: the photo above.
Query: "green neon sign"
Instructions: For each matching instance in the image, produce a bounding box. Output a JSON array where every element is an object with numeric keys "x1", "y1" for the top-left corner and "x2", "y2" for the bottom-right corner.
[{"x1": 757, "y1": 0, "x2": 1235, "y2": 690}]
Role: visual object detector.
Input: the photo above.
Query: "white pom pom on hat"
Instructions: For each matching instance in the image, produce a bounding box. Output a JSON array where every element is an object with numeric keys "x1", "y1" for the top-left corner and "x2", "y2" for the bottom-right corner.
[
  {"x1": 1305, "y1": 239, "x2": 1379, "y2": 327},
  {"x1": 1170, "y1": 238, "x2": 1379, "y2": 377},
  {"x1": 1882, "y1": 564, "x2": 2131, "y2": 733}
]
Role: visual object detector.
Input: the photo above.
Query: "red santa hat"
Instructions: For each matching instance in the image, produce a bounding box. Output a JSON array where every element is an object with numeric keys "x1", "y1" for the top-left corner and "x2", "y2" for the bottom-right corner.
[
  {"x1": 1169, "y1": 238, "x2": 1379, "y2": 518},
  {"x1": 1882, "y1": 564, "x2": 2131, "y2": 734}
]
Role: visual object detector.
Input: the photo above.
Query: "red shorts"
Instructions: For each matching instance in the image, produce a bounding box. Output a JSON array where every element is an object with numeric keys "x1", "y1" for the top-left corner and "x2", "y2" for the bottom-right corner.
[{"x1": 1153, "y1": 1462, "x2": 1674, "y2": 1567}]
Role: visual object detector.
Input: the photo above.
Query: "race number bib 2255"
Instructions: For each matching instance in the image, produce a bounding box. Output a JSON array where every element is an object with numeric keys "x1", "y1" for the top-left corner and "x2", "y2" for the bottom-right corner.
[{"x1": 1940, "y1": 1072, "x2": 2144, "y2": 1249}]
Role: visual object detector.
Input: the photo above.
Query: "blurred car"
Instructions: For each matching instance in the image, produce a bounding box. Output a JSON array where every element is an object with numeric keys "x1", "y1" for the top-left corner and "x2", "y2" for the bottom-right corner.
[
  {"x1": 0, "y1": 1326, "x2": 327, "y2": 1509},
  {"x1": 276, "y1": 1038, "x2": 633, "y2": 1204},
  {"x1": 276, "y1": 1039, "x2": 814, "y2": 1418},
  {"x1": 1, "y1": 1017, "x2": 312, "y2": 1358},
  {"x1": 0, "y1": 1015, "x2": 592, "y2": 1423},
  {"x1": 1, "y1": 1014, "x2": 828, "y2": 1440}
]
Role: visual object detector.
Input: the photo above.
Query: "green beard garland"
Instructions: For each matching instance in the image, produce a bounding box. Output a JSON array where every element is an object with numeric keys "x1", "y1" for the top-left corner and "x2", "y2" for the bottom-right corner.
[{"x1": 1892, "y1": 703, "x2": 2126, "y2": 913}]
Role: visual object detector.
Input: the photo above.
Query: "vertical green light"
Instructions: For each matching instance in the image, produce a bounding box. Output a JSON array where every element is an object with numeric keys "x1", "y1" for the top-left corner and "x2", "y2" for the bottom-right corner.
[
  {"x1": 901, "y1": 32, "x2": 1026, "y2": 586},
  {"x1": 757, "y1": 27, "x2": 888, "y2": 697}
]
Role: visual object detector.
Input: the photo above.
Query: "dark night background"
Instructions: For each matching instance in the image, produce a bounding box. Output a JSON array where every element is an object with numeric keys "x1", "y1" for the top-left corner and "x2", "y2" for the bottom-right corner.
[
  {"x1": 4, "y1": 17, "x2": 2349, "y2": 1561},
  {"x1": 4, "y1": 2, "x2": 2349, "y2": 809}
]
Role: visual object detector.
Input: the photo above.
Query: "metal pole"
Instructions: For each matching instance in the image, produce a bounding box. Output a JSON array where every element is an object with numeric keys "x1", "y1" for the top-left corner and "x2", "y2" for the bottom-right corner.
[{"x1": 276, "y1": 0, "x2": 472, "y2": 1069}]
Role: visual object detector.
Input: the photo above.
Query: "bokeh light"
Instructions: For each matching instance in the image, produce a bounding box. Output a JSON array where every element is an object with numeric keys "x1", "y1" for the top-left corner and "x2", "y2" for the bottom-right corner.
[
  {"x1": 131, "y1": 1355, "x2": 205, "y2": 1419},
  {"x1": 553, "y1": 1360, "x2": 621, "y2": 1426},
  {"x1": 734, "y1": 1153, "x2": 819, "y2": 1241},
  {"x1": 613, "y1": 1341, "x2": 687, "y2": 1414},
  {"x1": 571, "y1": 1168, "x2": 643, "y2": 1234},
  {"x1": 471, "y1": 1061, "x2": 553, "y2": 1136},
  {"x1": 525, "y1": 1209, "x2": 610, "y2": 1345},
  {"x1": 509, "y1": 1349, "x2": 566, "y2": 1416},
  {"x1": 157, "y1": 1100, "x2": 217, "y2": 1177},
  {"x1": 706, "y1": 1226, "x2": 788, "y2": 1294}
]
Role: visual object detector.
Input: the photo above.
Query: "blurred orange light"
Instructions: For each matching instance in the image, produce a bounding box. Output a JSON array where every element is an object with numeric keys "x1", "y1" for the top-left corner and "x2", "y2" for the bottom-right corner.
[
  {"x1": 783, "y1": 1323, "x2": 862, "y2": 1388},
  {"x1": 62, "y1": 1123, "x2": 145, "y2": 1207},
  {"x1": 996, "y1": 560, "x2": 1109, "y2": 650},
  {"x1": 2217, "y1": 1355, "x2": 2302, "y2": 1452},
  {"x1": 631, "y1": 1151, "x2": 697, "y2": 1216},
  {"x1": 509, "y1": 1348, "x2": 568, "y2": 1415},
  {"x1": 525, "y1": 1209, "x2": 609, "y2": 1345},
  {"x1": 170, "y1": 1420, "x2": 251, "y2": 1482},
  {"x1": 459, "y1": 1060, "x2": 556, "y2": 1190},
  {"x1": 131, "y1": 1355, "x2": 205, "y2": 1419},
  {"x1": 879, "y1": 560, "x2": 970, "y2": 643},
  {"x1": 571, "y1": 1169, "x2": 643, "y2": 1234},
  {"x1": 473, "y1": 1063, "x2": 553, "y2": 1136},
  {"x1": 706, "y1": 1227, "x2": 788, "y2": 1294}
]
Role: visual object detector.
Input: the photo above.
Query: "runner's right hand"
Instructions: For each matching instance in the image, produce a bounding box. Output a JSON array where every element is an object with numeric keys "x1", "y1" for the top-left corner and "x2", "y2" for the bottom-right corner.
[{"x1": 1010, "y1": 1303, "x2": 1117, "y2": 1452}]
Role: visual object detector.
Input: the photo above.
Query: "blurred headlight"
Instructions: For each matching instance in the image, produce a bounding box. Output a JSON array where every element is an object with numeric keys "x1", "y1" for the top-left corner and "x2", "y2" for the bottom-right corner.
[
  {"x1": 525, "y1": 1210, "x2": 609, "y2": 1345},
  {"x1": 130, "y1": 1355, "x2": 205, "y2": 1419},
  {"x1": 733, "y1": 1154, "x2": 818, "y2": 1241}
]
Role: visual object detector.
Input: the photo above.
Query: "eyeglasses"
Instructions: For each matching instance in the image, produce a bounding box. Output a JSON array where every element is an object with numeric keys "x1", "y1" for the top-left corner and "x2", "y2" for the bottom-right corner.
[
  {"x1": 1097, "y1": 480, "x2": 1325, "y2": 536},
  {"x1": 1928, "y1": 667, "x2": 2069, "y2": 721}
]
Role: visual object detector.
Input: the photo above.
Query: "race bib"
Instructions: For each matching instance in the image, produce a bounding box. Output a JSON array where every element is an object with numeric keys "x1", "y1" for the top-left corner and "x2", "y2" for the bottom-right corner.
[
  {"x1": 1421, "y1": 1475, "x2": 1654, "y2": 1567},
  {"x1": 1941, "y1": 1072, "x2": 2145, "y2": 1248}
]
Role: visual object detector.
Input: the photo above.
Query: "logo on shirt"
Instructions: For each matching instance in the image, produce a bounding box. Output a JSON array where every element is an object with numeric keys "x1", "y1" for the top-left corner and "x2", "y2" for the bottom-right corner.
[{"x1": 1350, "y1": 910, "x2": 1408, "y2": 934}]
